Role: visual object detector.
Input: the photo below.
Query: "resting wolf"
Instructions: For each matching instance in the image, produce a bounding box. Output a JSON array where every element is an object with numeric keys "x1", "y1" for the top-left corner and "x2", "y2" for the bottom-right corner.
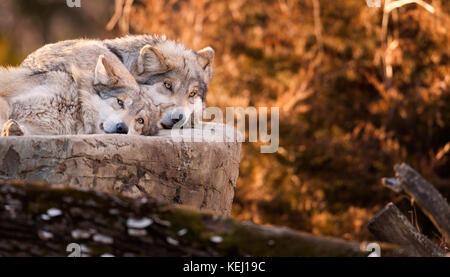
[
  {"x1": 21, "y1": 35, "x2": 215, "y2": 129},
  {"x1": 0, "y1": 53, "x2": 159, "y2": 136}
]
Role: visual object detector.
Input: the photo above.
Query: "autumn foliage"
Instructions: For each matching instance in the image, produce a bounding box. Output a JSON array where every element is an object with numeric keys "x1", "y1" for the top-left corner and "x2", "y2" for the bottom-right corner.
[{"x1": 129, "y1": 0, "x2": 450, "y2": 241}]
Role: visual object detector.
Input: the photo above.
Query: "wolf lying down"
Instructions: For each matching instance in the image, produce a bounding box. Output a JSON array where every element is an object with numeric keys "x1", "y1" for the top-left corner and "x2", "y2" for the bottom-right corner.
[
  {"x1": 0, "y1": 35, "x2": 215, "y2": 136},
  {"x1": 0, "y1": 53, "x2": 158, "y2": 136}
]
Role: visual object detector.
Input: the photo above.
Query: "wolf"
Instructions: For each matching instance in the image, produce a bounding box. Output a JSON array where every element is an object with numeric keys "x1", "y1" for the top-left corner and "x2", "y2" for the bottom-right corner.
[
  {"x1": 1, "y1": 53, "x2": 159, "y2": 136},
  {"x1": 21, "y1": 35, "x2": 215, "y2": 129}
]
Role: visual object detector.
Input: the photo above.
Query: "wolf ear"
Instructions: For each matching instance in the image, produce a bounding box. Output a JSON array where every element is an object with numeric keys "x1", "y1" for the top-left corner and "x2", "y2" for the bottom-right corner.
[
  {"x1": 197, "y1": 47, "x2": 215, "y2": 69},
  {"x1": 94, "y1": 55, "x2": 118, "y2": 86},
  {"x1": 136, "y1": 45, "x2": 169, "y2": 75},
  {"x1": 197, "y1": 46, "x2": 215, "y2": 81}
]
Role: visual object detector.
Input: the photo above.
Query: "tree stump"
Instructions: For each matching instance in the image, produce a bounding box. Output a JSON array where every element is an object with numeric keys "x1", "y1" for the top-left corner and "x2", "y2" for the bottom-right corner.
[
  {"x1": 369, "y1": 163, "x2": 450, "y2": 256},
  {"x1": 367, "y1": 203, "x2": 445, "y2": 257},
  {"x1": 0, "y1": 124, "x2": 242, "y2": 215},
  {"x1": 394, "y1": 163, "x2": 450, "y2": 242}
]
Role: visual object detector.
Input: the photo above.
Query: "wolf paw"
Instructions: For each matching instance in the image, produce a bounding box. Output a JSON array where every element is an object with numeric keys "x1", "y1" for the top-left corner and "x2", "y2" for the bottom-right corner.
[{"x1": 1, "y1": 120, "x2": 24, "y2": 137}]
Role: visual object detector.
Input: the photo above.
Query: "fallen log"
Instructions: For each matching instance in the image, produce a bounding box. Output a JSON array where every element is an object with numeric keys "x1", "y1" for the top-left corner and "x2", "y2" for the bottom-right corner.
[
  {"x1": 394, "y1": 163, "x2": 450, "y2": 242},
  {"x1": 0, "y1": 181, "x2": 404, "y2": 257},
  {"x1": 367, "y1": 202, "x2": 445, "y2": 257}
]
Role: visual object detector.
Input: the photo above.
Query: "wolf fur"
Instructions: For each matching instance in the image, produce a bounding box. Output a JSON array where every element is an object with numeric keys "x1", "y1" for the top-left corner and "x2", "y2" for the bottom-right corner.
[
  {"x1": 21, "y1": 35, "x2": 215, "y2": 129},
  {"x1": 1, "y1": 53, "x2": 159, "y2": 136}
]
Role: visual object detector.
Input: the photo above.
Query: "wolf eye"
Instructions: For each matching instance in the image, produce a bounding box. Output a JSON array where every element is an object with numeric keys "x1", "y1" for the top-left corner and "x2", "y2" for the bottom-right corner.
[
  {"x1": 136, "y1": 118, "x2": 145, "y2": 125},
  {"x1": 117, "y1": 99, "x2": 124, "y2": 108},
  {"x1": 164, "y1": 81, "x2": 172, "y2": 90},
  {"x1": 189, "y1": 90, "x2": 198, "y2": 98}
]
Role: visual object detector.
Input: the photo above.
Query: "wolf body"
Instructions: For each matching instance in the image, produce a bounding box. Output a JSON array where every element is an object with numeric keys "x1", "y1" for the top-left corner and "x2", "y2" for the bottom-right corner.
[
  {"x1": 1, "y1": 52, "x2": 159, "y2": 136},
  {"x1": 21, "y1": 35, "x2": 215, "y2": 129}
]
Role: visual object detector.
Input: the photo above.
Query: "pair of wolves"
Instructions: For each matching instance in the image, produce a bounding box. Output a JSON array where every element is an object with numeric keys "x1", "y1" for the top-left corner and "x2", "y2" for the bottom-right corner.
[{"x1": 0, "y1": 35, "x2": 214, "y2": 136}]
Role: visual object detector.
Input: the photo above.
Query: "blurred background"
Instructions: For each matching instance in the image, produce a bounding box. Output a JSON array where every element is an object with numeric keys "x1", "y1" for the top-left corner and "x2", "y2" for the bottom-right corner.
[{"x1": 0, "y1": 0, "x2": 449, "y2": 243}]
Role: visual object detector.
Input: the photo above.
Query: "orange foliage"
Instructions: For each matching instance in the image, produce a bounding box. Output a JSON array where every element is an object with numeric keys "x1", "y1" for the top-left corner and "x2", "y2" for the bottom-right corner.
[{"x1": 128, "y1": 0, "x2": 450, "y2": 241}]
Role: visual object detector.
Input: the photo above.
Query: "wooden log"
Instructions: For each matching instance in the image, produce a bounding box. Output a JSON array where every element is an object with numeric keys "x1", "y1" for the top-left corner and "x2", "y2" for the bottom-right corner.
[
  {"x1": 381, "y1": 177, "x2": 402, "y2": 193},
  {"x1": 0, "y1": 181, "x2": 404, "y2": 257},
  {"x1": 394, "y1": 163, "x2": 450, "y2": 242},
  {"x1": 367, "y1": 202, "x2": 445, "y2": 257}
]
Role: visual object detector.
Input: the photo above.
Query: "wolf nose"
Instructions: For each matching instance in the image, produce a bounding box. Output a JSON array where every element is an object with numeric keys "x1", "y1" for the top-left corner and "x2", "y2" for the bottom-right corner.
[
  {"x1": 172, "y1": 113, "x2": 184, "y2": 124},
  {"x1": 116, "y1": 122, "x2": 128, "y2": 134}
]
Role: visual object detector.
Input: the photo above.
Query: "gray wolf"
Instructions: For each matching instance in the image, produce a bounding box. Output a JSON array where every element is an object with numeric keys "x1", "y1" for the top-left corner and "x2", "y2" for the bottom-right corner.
[
  {"x1": 1, "y1": 53, "x2": 159, "y2": 136},
  {"x1": 21, "y1": 35, "x2": 215, "y2": 129}
]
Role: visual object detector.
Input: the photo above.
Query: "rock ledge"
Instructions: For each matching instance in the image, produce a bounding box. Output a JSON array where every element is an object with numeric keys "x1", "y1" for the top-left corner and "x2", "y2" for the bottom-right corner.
[{"x1": 0, "y1": 124, "x2": 242, "y2": 215}]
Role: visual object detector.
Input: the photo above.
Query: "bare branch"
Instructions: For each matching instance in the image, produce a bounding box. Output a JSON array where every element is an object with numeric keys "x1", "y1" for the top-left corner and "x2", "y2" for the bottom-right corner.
[
  {"x1": 386, "y1": 0, "x2": 435, "y2": 14},
  {"x1": 106, "y1": 0, "x2": 134, "y2": 33},
  {"x1": 312, "y1": 0, "x2": 323, "y2": 52}
]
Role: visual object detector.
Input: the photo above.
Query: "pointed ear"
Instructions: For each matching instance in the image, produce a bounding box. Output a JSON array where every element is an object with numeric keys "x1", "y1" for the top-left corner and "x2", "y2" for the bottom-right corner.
[
  {"x1": 197, "y1": 46, "x2": 215, "y2": 82},
  {"x1": 197, "y1": 46, "x2": 215, "y2": 69},
  {"x1": 136, "y1": 45, "x2": 169, "y2": 75},
  {"x1": 94, "y1": 55, "x2": 118, "y2": 86}
]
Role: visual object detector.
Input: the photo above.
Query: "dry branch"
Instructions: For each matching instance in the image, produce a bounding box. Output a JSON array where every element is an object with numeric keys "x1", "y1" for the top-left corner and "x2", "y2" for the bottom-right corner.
[
  {"x1": 386, "y1": 0, "x2": 435, "y2": 13},
  {"x1": 106, "y1": 0, "x2": 134, "y2": 33},
  {"x1": 312, "y1": 0, "x2": 323, "y2": 52},
  {"x1": 380, "y1": 0, "x2": 435, "y2": 89},
  {"x1": 367, "y1": 203, "x2": 445, "y2": 257}
]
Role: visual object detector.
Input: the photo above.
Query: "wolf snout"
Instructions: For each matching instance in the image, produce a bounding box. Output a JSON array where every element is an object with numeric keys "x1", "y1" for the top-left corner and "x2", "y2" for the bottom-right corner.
[
  {"x1": 161, "y1": 110, "x2": 188, "y2": 129},
  {"x1": 172, "y1": 113, "x2": 184, "y2": 124},
  {"x1": 115, "y1": 122, "x2": 128, "y2": 134},
  {"x1": 103, "y1": 121, "x2": 129, "y2": 134}
]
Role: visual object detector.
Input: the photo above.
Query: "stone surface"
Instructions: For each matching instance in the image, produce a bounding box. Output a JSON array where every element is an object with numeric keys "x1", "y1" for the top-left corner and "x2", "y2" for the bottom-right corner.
[{"x1": 0, "y1": 124, "x2": 242, "y2": 215}]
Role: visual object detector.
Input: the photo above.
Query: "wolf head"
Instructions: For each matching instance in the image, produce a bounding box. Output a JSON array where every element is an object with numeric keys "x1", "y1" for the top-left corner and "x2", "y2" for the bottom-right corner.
[
  {"x1": 84, "y1": 54, "x2": 160, "y2": 135},
  {"x1": 135, "y1": 45, "x2": 214, "y2": 129},
  {"x1": 125, "y1": 95, "x2": 160, "y2": 136},
  {"x1": 104, "y1": 36, "x2": 214, "y2": 129}
]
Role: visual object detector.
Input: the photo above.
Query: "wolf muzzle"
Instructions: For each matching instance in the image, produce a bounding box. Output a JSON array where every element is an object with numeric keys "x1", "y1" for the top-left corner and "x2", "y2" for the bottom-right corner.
[
  {"x1": 102, "y1": 122, "x2": 129, "y2": 134},
  {"x1": 115, "y1": 122, "x2": 128, "y2": 134},
  {"x1": 160, "y1": 110, "x2": 189, "y2": 129}
]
